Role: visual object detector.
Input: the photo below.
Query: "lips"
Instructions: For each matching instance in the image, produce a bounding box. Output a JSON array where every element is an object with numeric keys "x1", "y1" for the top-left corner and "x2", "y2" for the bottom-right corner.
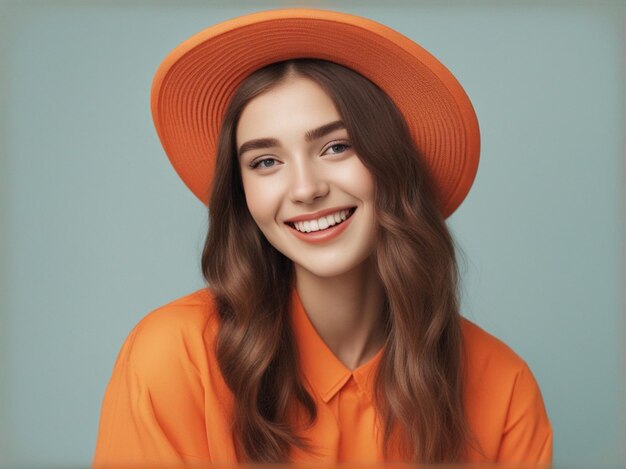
[
  {"x1": 284, "y1": 205, "x2": 357, "y2": 224},
  {"x1": 285, "y1": 207, "x2": 357, "y2": 244},
  {"x1": 286, "y1": 207, "x2": 356, "y2": 233}
]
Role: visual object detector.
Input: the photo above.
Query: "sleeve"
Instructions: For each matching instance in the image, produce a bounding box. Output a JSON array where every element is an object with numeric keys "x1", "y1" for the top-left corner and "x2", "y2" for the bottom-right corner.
[
  {"x1": 93, "y1": 317, "x2": 211, "y2": 468},
  {"x1": 497, "y1": 361, "x2": 553, "y2": 464}
]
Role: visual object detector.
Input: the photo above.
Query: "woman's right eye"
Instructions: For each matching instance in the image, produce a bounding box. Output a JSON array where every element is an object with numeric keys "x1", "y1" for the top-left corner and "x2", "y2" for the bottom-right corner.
[{"x1": 249, "y1": 158, "x2": 278, "y2": 170}]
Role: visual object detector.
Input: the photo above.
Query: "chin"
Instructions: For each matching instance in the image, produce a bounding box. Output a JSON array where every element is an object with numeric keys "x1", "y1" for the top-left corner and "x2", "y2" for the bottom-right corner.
[
  {"x1": 300, "y1": 265, "x2": 351, "y2": 279},
  {"x1": 293, "y1": 255, "x2": 369, "y2": 280}
]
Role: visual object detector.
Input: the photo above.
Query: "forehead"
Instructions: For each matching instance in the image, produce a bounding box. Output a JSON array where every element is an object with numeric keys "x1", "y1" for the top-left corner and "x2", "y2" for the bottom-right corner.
[{"x1": 236, "y1": 76, "x2": 342, "y2": 142}]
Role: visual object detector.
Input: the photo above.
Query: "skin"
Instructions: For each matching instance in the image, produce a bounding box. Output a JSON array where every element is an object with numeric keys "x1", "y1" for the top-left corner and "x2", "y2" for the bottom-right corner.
[{"x1": 236, "y1": 74, "x2": 386, "y2": 371}]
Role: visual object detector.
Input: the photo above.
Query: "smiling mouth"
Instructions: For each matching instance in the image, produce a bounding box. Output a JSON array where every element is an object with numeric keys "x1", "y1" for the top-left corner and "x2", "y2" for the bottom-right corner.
[{"x1": 285, "y1": 207, "x2": 356, "y2": 233}]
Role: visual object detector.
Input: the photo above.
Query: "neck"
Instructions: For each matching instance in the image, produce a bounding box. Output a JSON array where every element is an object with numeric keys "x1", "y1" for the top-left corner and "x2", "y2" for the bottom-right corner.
[{"x1": 294, "y1": 255, "x2": 386, "y2": 371}]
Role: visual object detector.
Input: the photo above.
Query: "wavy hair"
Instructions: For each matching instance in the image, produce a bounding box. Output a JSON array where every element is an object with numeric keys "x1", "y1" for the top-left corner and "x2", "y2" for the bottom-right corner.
[{"x1": 201, "y1": 58, "x2": 478, "y2": 463}]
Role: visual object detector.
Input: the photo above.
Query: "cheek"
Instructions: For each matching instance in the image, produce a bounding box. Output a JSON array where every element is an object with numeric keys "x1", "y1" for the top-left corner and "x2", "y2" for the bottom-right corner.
[
  {"x1": 357, "y1": 169, "x2": 376, "y2": 198},
  {"x1": 242, "y1": 177, "x2": 282, "y2": 224},
  {"x1": 340, "y1": 159, "x2": 375, "y2": 200}
]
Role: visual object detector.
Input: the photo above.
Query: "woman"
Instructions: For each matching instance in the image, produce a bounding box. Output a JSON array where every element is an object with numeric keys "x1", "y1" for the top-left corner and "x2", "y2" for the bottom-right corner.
[{"x1": 94, "y1": 8, "x2": 552, "y2": 466}]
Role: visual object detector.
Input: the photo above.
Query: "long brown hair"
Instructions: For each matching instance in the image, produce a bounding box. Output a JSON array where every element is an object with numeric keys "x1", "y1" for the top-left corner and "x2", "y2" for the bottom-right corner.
[{"x1": 201, "y1": 58, "x2": 478, "y2": 463}]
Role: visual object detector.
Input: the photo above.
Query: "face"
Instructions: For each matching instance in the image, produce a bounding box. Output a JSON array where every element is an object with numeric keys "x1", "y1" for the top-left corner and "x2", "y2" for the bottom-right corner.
[{"x1": 236, "y1": 75, "x2": 377, "y2": 280}]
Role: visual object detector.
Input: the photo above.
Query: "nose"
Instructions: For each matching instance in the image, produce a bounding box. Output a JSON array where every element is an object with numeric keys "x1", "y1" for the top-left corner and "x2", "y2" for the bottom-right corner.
[{"x1": 288, "y1": 157, "x2": 329, "y2": 205}]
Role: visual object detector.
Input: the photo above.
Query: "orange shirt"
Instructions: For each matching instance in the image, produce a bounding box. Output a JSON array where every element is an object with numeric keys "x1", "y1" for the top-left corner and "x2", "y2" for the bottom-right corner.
[{"x1": 93, "y1": 288, "x2": 552, "y2": 466}]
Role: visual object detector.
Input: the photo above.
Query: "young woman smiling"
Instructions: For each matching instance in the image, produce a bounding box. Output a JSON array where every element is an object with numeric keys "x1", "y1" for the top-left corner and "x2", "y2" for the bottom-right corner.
[{"x1": 94, "y1": 9, "x2": 552, "y2": 467}]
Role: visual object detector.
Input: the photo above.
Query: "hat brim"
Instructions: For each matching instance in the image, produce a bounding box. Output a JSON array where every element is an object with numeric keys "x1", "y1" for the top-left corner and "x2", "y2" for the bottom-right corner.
[{"x1": 151, "y1": 8, "x2": 480, "y2": 218}]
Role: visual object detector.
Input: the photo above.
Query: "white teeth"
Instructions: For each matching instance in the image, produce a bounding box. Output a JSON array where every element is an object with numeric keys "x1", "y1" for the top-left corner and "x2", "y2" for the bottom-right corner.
[{"x1": 292, "y1": 209, "x2": 353, "y2": 233}]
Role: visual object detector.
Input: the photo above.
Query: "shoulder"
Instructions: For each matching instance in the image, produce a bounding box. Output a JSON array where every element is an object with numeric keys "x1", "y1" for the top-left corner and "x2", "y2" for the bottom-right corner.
[
  {"x1": 118, "y1": 288, "x2": 220, "y2": 377},
  {"x1": 133, "y1": 287, "x2": 219, "y2": 339},
  {"x1": 460, "y1": 316, "x2": 539, "y2": 401},
  {"x1": 460, "y1": 315, "x2": 544, "y2": 420},
  {"x1": 460, "y1": 317, "x2": 552, "y2": 462},
  {"x1": 96, "y1": 289, "x2": 224, "y2": 463},
  {"x1": 460, "y1": 316, "x2": 527, "y2": 377}
]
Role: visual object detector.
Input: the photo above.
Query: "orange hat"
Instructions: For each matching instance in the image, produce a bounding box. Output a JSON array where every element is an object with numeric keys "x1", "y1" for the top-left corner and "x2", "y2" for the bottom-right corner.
[{"x1": 151, "y1": 8, "x2": 480, "y2": 218}]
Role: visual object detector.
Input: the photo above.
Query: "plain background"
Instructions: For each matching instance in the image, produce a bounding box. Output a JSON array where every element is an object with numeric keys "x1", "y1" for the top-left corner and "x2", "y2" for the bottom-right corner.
[{"x1": 0, "y1": 0, "x2": 624, "y2": 466}]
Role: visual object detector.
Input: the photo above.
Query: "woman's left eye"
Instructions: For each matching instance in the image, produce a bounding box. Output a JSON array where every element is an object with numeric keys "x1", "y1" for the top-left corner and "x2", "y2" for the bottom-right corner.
[{"x1": 324, "y1": 142, "x2": 352, "y2": 155}]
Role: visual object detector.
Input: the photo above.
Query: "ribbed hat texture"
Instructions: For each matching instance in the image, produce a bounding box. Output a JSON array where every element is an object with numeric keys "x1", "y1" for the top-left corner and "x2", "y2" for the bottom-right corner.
[{"x1": 151, "y1": 8, "x2": 480, "y2": 217}]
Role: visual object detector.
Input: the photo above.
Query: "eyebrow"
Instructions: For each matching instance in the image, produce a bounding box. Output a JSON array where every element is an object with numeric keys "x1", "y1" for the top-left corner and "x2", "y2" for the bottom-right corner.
[{"x1": 237, "y1": 120, "x2": 346, "y2": 159}]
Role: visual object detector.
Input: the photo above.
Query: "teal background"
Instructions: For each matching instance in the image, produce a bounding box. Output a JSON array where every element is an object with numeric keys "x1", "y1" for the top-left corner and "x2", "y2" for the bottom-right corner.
[{"x1": 0, "y1": 0, "x2": 624, "y2": 466}]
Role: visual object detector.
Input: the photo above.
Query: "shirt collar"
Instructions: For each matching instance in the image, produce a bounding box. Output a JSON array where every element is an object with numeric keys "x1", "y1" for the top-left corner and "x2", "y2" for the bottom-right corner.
[{"x1": 290, "y1": 287, "x2": 384, "y2": 403}]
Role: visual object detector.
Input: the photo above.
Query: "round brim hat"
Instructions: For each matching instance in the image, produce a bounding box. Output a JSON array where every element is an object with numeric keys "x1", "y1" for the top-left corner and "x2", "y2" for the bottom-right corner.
[{"x1": 151, "y1": 8, "x2": 480, "y2": 218}]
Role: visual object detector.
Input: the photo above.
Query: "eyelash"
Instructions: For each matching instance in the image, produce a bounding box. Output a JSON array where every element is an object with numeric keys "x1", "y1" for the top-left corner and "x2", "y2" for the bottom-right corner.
[{"x1": 248, "y1": 142, "x2": 352, "y2": 170}]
